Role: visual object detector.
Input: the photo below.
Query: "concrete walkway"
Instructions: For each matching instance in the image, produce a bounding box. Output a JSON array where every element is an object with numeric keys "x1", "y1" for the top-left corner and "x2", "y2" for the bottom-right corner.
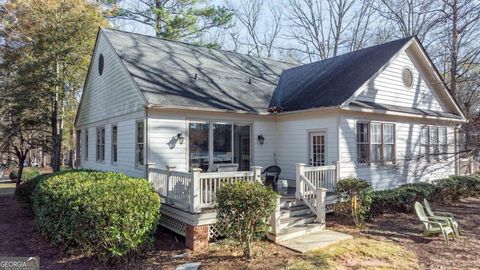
[{"x1": 278, "y1": 229, "x2": 352, "y2": 253}]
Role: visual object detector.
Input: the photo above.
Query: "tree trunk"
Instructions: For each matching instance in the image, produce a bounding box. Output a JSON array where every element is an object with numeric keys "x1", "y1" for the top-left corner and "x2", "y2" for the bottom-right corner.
[
  {"x1": 16, "y1": 156, "x2": 26, "y2": 187},
  {"x1": 449, "y1": 0, "x2": 458, "y2": 96}
]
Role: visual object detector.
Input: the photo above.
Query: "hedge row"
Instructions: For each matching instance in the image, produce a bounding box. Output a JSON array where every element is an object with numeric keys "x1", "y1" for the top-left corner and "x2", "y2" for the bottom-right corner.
[
  {"x1": 369, "y1": 175, "x2": 480, "y2": 214},
  {"x1": 16, "y1": 170, "x2": 160, "y2": 260}
]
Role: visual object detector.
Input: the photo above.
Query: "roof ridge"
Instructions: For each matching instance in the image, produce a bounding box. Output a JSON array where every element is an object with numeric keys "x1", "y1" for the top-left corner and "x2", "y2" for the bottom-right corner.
[
  {"x1": 101, "y1": 27, "x2": 299, "y2": 67},
  {"x1": 284, "y1": 36, "x2": 414, "y2": 71}
]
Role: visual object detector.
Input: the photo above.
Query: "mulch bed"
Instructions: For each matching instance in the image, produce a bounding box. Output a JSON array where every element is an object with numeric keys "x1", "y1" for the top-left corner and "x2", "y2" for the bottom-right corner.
[
  {"x1": 1, "y1": 186, "x2": 479, "y2": 269},
  {"x1": 327, "y1": 197, "x2": 480, "y2": 270},
  {"x1": 0, "y1": 192, "x2": 296, "y2": 269}
]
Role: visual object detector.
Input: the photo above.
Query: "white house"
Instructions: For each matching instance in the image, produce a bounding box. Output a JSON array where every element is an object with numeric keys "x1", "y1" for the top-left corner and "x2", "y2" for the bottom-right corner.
[{"x1": 75, "y1": 28, "x2": 466, "y2": 249}]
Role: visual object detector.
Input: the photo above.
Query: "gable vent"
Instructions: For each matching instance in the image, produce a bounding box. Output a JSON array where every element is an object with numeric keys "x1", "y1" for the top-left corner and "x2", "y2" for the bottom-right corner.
[{"x1": 402, "y1": 67, "x2": 413, "y2": 88}]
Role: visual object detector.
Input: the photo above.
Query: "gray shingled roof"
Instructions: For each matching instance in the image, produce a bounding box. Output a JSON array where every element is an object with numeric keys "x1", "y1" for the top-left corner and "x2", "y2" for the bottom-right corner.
[
  {"x1": 103, "y1": 28, "x2": 297, "y2": 112},
  {"x1": 102, "y1": 29, "x2": 458, "y2": 118},
  {"x1": 269, "y1": 37, "x2": 413, "y2": 111}
]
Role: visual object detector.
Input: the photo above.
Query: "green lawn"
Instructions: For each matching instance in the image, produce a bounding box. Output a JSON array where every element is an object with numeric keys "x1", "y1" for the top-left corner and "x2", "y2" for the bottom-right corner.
[
  {"x1": 0, "y1": 182, "x2": 16, "y2": 196},
  {"x1": 288, "y1": 237, "x2": 420, "y2": 270}
]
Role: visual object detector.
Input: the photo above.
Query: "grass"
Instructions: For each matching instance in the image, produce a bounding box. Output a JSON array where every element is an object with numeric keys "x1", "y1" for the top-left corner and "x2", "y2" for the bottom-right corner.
[
  {"x1": 288, "y1": 237, "x2": 420, "y2": 270},
  {"x1": 0, "y1": 182, "x2": 16, "y2": 196}
]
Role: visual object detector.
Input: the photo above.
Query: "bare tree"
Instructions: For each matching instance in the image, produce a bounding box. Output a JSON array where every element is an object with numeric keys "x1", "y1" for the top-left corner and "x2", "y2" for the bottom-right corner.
[
  {"x1": 437, "y1": 0, "x2": 480, "y2": 96},
  {"x1": 228, "y1": 0, "x2": 283, "y2": 58},
  {"x1": 285, "y1": 0, "x2": 373, "y2": 62},
  {"x1": 373, "y1": 0, "x2": 442, "y2": 43}
]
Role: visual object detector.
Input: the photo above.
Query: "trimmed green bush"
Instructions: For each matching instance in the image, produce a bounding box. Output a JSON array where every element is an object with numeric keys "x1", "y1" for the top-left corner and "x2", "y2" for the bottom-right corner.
[
  {"x1": 15, "y1": 173, "x2": 53, "y2": 210},
  {"x1": 32, "y1": 170, "x2": 160, "y2": 259},
  {"x1": 336, "y1": 178, "x2": 373, "y2": 227},
  {"x1": 216, "y1": 181, "x2": 277, "y2": 260},
  {"x1": 435, "y1": 176, "x2": 480, "y2": 203},
  {"x1": 371, "y1": 182, "x2": 438, "y2": 213}
]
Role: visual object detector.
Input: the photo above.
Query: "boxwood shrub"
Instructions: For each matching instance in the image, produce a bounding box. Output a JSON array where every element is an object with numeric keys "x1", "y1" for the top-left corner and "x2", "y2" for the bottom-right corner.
[
  {"x1": 216, "y1": 181, "x2": 277, "y2": 260},
  {"x1": 32, "y1": 170, "x2": 160, "y2": 259},
  {"x1": 370, "y1": 176, "x2": 480, "y2": 215},
  {"x1": 336, "y1": 178, "x2": 374, "y2": 227},
  {"x1": 371, "y1": 182, "x2": 437, "y2": 213},
  {"x1": 15, "y1": 173, "x2": 54, "y2": 210}
]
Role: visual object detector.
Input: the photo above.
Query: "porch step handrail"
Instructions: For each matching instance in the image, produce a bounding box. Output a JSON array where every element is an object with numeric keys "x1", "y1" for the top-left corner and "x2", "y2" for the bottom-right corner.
[
  {"x1": 303, "y1": 161, "x2": 340, "y2": 191},
  {"x1": 295, "y1": 163, "x2": 340, "y2": 224}
]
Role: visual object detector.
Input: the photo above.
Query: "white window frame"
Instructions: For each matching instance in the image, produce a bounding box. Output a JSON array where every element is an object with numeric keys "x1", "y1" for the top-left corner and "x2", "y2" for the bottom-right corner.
[
  {"x1": 96, "y1": 127, "x2": 105, "y2": 162},
  {"x1": 84, "y1": 129, "x2": 89, "y2": 161},
  {"x1": 356, "y1": 122, "x2": 370, "y2": 165},
  {"x1": 136, "y1": 120, "x2": 145, "y2": 167},
  {"x1": 438, "y1": 127, "x2": 448, "y2": 161},
  {"x1": 111, "y1": 125, "x2": 118, "y2": 164},
  {"x1": 356, "y1": 121, "x2": 396, "y2": 165}
]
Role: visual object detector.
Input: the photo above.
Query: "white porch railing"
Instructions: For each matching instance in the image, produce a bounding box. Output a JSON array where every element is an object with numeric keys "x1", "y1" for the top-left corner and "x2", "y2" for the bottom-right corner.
[
  {"x1": 459, "y1": 158, "x2": 480, "y2": 175},
  {"x1": 295, "y1": 162, "x2": 340, "y2": 224},
  {"x1": 149, "y1": 165, "x2": 262, "y2": 213},
  {"x1": 303, "y1": 161, "x2": 340, "y2": 192}
]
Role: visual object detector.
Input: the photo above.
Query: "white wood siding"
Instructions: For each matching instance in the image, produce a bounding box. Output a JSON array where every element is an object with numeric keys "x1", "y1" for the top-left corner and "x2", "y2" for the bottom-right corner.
[
  {"x1": 338, "y1": 113, "x2": 456, "y2": 190},
  {"x1": 78, "y1": 111, "x2": 145, "y2": 178},
  {"x1": 355, "y1": 49, "x2": 446, "y2": 112},
  {"x1": 76, "y1": 31, "x2": 145, "y2": 126},
  {"x1": 275, "y1": 113, "x2": 339, "y2": 180}
]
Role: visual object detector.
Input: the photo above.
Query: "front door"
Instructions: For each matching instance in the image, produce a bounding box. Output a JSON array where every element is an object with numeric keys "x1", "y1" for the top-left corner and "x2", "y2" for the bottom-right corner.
[{"x1": 309, "y1": 132, "x2": 326, "y2": 166}]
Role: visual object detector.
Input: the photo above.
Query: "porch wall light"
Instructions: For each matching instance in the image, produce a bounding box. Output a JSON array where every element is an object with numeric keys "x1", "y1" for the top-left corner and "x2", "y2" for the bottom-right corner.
[
  {"x1": 257, "y1": 134, "x2": 265, "y2": 145},
  {"x1": 176, "y1": 133, "x2": 185, "y2": 145}
]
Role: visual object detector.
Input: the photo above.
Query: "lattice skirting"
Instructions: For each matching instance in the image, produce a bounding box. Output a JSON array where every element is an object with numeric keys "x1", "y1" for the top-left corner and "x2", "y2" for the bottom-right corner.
[
  {"x1": 208, "y1": 223, "x2": 224, "y2": 241},
  {"x1": 159, "y1": 215, "x2": 187, "y2": 236},
  {"x1": 326, "y1": 203, "x2": 335, "y2": 213}
]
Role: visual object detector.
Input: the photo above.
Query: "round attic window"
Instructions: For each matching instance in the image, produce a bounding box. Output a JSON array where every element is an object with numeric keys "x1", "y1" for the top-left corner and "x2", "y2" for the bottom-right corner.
[
  {"x1": 402, "y1": 67, "x2": 413, "y2": 88},
  {"x1": 98, "y1": 53, "x2": 104, "y2": 76}
]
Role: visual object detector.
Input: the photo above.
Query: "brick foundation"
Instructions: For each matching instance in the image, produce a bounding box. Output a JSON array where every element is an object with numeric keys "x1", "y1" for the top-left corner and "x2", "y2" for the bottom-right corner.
[{"x1": 185, "y1": 224, "x2": 209, "y2": 250}]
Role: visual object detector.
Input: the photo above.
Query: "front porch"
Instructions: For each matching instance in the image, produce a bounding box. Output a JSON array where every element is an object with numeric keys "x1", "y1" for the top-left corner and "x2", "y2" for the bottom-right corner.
[{"x1": 148, "y1": 162, "x2": 341, "y2": 249}]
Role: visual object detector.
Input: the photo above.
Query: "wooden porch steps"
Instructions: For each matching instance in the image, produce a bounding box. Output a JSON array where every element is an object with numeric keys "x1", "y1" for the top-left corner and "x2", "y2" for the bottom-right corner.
[{"x1": 267, "y1": 196, "x2": 335, "y2": 243}]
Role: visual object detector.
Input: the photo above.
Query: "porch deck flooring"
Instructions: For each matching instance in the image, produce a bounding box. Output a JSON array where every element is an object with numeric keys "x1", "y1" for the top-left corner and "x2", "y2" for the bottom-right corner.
[{"x1": 277, "y1": 229, "x2": 352, "y2": 253}]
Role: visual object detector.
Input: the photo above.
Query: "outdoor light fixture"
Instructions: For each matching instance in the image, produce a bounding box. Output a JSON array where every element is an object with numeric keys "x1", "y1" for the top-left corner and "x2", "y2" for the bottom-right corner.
[
  {"x1": 257, "y1": 134, "x2": 265, "y2": 145},
  {"x1": 176, "y1": 133, "x2": 185, "y2": 144}
]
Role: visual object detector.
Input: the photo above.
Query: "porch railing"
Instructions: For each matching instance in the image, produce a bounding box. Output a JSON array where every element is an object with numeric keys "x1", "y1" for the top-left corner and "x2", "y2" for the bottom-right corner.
[
  {"x1": 149, "y1": 165, "x2": 262, "y2": 213},
  {"x1": 459, "y1": 158, "x2": 480, "y2": 175},
  {"x1": 303, "y1": 162, "x2": 340, "y2": 192},
  {"x1": 295, "y1": 162, "x2": 340, "y2": 224}
]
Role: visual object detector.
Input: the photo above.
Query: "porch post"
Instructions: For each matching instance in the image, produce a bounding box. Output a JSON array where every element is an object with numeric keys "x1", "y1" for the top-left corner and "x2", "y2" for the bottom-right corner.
[
  {"x1": 270, "y1": 195, "x2": 282, "y2": 235},
  {"x1": 166, "y1": 165, "x2": 176, "y2": 204},
  {"x1": 336, "y1": 161, "x2": 341, "y2": 180},
  {"x1": 296, "y1": 163, "x2": 305, "y2": 200},
  {"x1": 191, "y1": 168, "x2": 202, "y2": 213},
  {"x1": 251, "y1": 166, "x2": 262, "y2": 183},
  {"x1": 314, "y1": 188, "x2": 327, "y2": 224}
]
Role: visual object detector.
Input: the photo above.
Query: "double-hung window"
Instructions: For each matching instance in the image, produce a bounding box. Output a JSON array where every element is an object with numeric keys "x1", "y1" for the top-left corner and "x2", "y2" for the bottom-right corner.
[
  {"x1": 356, "y1": 122, "x2": 395, "y2": 165},
  {"x1": 420, "y1": 126, "x2": 448, "y2": 161},
  {"x1": 438, "y1": 127, "x2": 448, "y2": 160},
  {"x1": 383, "y1": 124, "x2": 395, "y2": 162},
  {"x1": 85, "y1": 129, "x2": 89, "y2": 160},
  {"x1": 136, "y1": 121, "x2": 145, "y2": 166},
  {"x1": 356, "y1": 123, "x2": 370, "y2": 164},
  {"x1": 429, "y1": 127, "x2": 438, "y2": 161},
  {"x1": 96, "y1": 127, "x2": 105, "y2": 162},
  {"x1": 420, "y1": 126, "x2": 429, "y2": 160},
  {"x1": 112, "y1": 125, "x2": 118, "y2": 163}
]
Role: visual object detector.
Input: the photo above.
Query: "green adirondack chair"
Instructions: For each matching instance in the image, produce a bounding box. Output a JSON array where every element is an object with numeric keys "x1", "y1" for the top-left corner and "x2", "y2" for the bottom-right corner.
[
  {"x1": 423, "y1": 198, "x2": 460, "y2": 236},
  {"x1": 414, "y1": 202, "x2": 455, "y2": 244}
]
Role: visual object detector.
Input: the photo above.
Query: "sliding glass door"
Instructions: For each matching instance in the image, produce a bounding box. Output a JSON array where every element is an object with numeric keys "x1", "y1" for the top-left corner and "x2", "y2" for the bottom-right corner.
[
  {"x1": 189, "y1": 122, "x2": 209, "y2": 172},
  {"x1": 188, "y1": 121, "x2": 250, "y2": 172},
  {"x1": 213, "y1": 124, "x2": 233, "y2": 165}
]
